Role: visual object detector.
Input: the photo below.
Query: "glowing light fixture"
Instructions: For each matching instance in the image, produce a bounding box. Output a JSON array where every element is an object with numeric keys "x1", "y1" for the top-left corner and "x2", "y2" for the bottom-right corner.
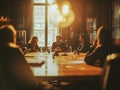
[
  {"x1": 57, "y1": 15, "x2": 63, "y2": 22},
  {"x1": 50, "y1": 4, "x2": 58, "y2": 11},
  {"x1": 55, "y1": 1, "x2": 75, "y2": 28},
  {"x1": 62, "y1": 5, "x2": 69, "y2": 14}
]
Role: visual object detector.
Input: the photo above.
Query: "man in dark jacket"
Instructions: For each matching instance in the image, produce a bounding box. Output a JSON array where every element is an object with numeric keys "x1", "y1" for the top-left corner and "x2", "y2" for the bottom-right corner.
[{"x1": 52, "y1": 35, "x2": 67, "y2": 52}]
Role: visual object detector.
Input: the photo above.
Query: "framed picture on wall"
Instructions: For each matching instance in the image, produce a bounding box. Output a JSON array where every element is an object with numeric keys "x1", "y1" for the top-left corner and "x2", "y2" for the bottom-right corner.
[
  {"x1": 86, "y1": 18, "x2": 97, "y2": 31},
  {"x1": 89, "y1": 30, "x2": 97, "y2": 44}
]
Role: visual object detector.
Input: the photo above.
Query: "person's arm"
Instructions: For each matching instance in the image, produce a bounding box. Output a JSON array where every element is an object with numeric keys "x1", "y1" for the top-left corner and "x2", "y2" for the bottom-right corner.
[
  {"x1": 86, "y1": 39, "x2": 97, "y2": 55},
  {"x1": 52, "y1": 42, "x2": 56, "y2": 51},
  {"x1": 84, "y1": 47, "x2": 101, "y2": 66},
  {"x1": 86, "y1": 44, "x2": 96, "y2": 55},
  {"x1": 60, "y1": 42, "x2": 67, "y2": 52},
  {"x1": 74, "y1": 43, "x2": 82, "y2": 54}
]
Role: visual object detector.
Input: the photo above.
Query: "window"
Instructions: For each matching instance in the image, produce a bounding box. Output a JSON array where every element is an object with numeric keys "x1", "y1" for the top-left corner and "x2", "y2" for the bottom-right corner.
[
  {"x1": 86, "y1": 18, "x2": 97, "y2": 31},
  {"x1": 34, "y1": 0, "x2": 45, "y2": 3},
  {"x1": 33, "y1": 6, "x2": 45, "y2": 46},
  {"x1": 33, "y1": 0, "x2": 59, "y2": 47}
]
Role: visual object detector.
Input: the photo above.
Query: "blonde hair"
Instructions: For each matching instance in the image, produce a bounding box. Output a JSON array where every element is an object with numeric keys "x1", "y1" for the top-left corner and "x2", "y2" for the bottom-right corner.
[
  {"x1": 28, "y1": 36, "x2": 38, "y2": 44},
  {"x1": 97, "y1": 26, "x2": 113, "y2": 46}
]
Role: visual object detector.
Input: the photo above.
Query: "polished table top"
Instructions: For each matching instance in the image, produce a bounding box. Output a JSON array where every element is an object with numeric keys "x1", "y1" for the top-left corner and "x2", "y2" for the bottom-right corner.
[{"x1": 25, "y1": 52, "x2": 102, "y2": 81}]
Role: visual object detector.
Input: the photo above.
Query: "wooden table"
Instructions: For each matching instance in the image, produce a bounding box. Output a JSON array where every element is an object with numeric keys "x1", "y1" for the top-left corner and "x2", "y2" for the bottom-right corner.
[{"x1": 25, "y1": 52, "x2": 102, "y2": 82}]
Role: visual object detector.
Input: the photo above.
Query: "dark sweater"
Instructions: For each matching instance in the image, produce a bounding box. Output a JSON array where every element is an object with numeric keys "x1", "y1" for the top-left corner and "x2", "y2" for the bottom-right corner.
[
  {"x1": 0, "y1": 43, "x2": 43, "y2": 90},
  {"x1": 84, "y1": 45, "x2": 120, "y2": 67}
]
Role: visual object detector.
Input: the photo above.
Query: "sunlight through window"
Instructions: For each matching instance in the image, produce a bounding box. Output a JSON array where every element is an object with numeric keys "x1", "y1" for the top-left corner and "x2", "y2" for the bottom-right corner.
[{"x1": 33, "y1": 0, "x2": 59, "y2": 47}]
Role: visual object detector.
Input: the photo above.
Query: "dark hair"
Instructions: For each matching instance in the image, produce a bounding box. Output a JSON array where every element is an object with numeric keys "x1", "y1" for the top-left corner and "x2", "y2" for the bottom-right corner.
[
  {"x1": 97, "y1": 26, "x2": 113, "y2": 46},
  {"x1": 0, "y1": 25, "x2": 16, "y2": 44},
  {"x1": 79, "y1": 34, "x2": 89, "y2": 44},
  {"x1": 56, "y1": 35, "x2": 62, "y2": 39},
  {"x1": 80, "y1": 34, "x2": 86, "y2": 40}
]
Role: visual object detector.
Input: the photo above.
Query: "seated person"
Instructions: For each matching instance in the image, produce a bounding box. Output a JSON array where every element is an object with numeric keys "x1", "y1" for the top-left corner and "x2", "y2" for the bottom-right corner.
[
  {"x1": 84, "y1": 26, "x2": 120, "y2": 67},
  {"x1": 52, "y1": 35, "x2": 67, "y2": 52},
  {"x1": 0, "y1": 25, "x2": 46, "y2": 90},
  {"x1": 74, "y1": 34, "x2": 90, "y2": 54},
  {"x1": 26, "y1": 36, "x2": 40, "y2": 52},
  {"x1": 86, "y1": 39, "x2": 97, "y2": 55}
]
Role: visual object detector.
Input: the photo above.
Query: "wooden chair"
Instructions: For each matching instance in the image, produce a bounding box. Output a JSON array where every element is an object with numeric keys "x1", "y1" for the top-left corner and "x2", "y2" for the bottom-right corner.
[{"x1": 102, "y1": 53, "x2": 120, "y2": 90}]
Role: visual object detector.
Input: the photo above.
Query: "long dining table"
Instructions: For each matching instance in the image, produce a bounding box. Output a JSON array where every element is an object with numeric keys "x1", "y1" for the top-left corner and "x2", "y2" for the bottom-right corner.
[{"x1": 25, "y1": 52, "x2": 102, "y2": 82}]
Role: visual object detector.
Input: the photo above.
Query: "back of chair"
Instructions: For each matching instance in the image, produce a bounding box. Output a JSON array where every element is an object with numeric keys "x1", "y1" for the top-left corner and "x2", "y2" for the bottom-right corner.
[{"x1": 102, "y1": 53, "x2": 120, "y2": 90}]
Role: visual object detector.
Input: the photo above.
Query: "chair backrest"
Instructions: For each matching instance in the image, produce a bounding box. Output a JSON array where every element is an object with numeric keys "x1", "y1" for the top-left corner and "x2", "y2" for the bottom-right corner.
[{"x1": 102, "y1": 53, "x2": 120, "y2": 90}]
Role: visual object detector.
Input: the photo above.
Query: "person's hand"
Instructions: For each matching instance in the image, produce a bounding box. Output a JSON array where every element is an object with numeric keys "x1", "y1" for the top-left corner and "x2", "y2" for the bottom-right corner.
[
  {"x1": 23, "y1": 49, "x2": 31, "y2": 55},
  {"x1": 55, "y1": 47, "x2": 62, "y2": 52}
]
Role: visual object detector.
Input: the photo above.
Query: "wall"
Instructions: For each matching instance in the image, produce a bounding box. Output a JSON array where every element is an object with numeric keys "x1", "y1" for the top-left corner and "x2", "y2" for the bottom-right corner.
[
  {"x1": 60, "y1": 0, "x2": 112, "y2": 46},
  {"x1": 0, "y1": 0, "x2": 32, "y2": 44},
  {"x1": 0, "y1": 0, "x2": 113, "y2": 45}
]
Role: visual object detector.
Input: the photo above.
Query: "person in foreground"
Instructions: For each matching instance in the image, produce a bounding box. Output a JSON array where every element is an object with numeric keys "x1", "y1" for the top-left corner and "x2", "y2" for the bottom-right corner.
[
  {"x1": 0, "y1": 25, "x2": 52, "y2": 90},
  {"x1": 84, "y1": 26, "x2": 120, "y2": 67}
]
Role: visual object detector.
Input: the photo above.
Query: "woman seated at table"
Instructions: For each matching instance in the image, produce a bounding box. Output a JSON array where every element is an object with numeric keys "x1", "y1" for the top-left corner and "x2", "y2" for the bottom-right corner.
[
  {"x1": 26, "y1": 36, "x2": 40, "y2": 52},
  {"x1": 74, "y1": 34, "x2": 90, "y2": 54},
  {"x1": 84, "y1": 26, "x2": 120, "y2": 67}
]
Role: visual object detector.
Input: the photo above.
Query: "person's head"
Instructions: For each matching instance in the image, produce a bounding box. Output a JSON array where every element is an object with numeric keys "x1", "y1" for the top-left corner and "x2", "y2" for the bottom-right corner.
[
  {"x1": 28, "y1": 36, "x2": 38, "y2": 45},
  {"x1": 79, "y1": 34, "x2": 87, "y2": 43},
  {"x1": 97, "y1": 26, "x2": 113, "y2": 46},
  {"x1": 56, "y1": 35, "x2": 62, "y2": 42},
  {"x1": 0, "y1": 25, "x2": 16, "y2": 44}
]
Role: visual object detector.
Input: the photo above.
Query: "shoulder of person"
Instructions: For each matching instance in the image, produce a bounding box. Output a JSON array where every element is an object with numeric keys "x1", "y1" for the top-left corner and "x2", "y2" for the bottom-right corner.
[
  {"x1": 8, "y1": 43, "x2": 24, "y2": 54},
  {"x1": 8, "y1": 43, "x2": 19, "y2": 48},
  {"x1": 92, "y1": 45, "x2": 112, "y2": 55}
]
